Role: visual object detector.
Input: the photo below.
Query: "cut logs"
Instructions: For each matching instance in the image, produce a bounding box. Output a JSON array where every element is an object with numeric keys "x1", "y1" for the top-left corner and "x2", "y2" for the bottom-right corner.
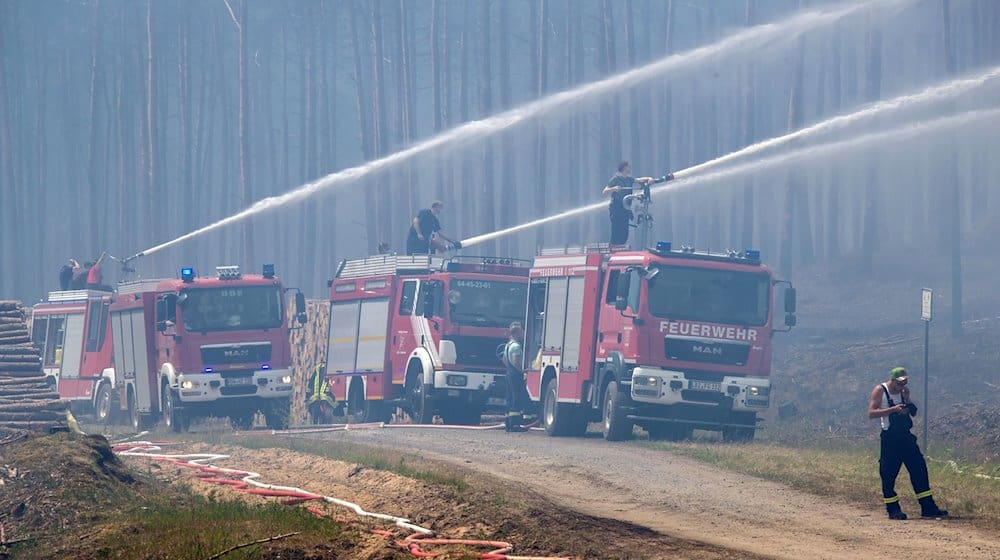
[
  {"x1": 288, "y1": 300, "x2": 330, "y2": 425},
  {"x1": 0, "y1": 300, "x2": 68, "y2": 431}
]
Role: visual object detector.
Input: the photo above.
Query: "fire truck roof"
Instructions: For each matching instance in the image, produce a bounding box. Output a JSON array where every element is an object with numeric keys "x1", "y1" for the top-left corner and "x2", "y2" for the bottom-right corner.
[{"x1": 117, "y1": 275, "x2": 280, "y2": 295}]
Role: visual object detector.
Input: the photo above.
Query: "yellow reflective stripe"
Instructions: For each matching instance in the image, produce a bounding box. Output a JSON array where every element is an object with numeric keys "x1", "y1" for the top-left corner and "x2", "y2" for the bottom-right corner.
[
  {"x1": 884, "y1": 496, "x2": 900, "y2": 504},
  {"x1": 915, "y1": 490, "x2": 933, "y2": 499}
]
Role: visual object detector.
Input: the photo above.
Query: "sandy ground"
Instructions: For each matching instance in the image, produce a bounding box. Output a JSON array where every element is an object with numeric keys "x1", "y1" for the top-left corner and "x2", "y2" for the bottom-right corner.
[{"x1": 300, "y1": 426, "x2": 1000, "y2": 560}]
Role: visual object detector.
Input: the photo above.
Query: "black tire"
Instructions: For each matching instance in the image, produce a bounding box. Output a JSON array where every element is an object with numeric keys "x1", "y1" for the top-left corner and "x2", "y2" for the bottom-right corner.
[
  {"x1": 264, "y1": 398, "x2": 290, "y2": 430},
  {"x1": 542, "y1": 378, "x2": 586, "y2": 437},
  {"x1": 162, "y1": 386, "x2": 188, "y2": 433},
  {"x1": 94, "y1": 382, "x2": 116, "y2": 424},
  {"x1": 127, "y1": 389, "x2": 150, "y2": 432},
  {"x1": 646, "y1": 423, "x2": 693, "y2": 441},
  {"x1": 405, "y1": 372, "x2": 434, "y2": 424},
  {"x1": 602, "y1": 381, "x2": 633, "y2": 441}
]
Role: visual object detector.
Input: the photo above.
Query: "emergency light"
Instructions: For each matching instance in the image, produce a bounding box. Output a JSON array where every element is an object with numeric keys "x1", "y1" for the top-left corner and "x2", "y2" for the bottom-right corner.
[
  {"x1": 656, "y1": 241, "x2": 672, "y2": 252},
  {"x1": 744, "y1": 249, "x2": 761, "y2": 260},
  {"x1": 181, "y1": 267, "x2": 196, "y2": 283},
  {"x1": 262, "y1": 263, "x2": 275, "y2": 279},
  {"x1": 203, "y1": 367, "x2": 214, "y2": 373},
  {"x1": 260, "y1": 363, "x2": 271, "y2": 370}
]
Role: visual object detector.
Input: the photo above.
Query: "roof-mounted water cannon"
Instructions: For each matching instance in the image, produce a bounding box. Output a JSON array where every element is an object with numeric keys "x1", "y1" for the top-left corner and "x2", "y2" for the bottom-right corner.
[
  {"x1": 180, "y1": 267, "x2": 196, "y2": 283},
  {"x1": 216, "y1": 265, "x2": 242, "y2": 280}
]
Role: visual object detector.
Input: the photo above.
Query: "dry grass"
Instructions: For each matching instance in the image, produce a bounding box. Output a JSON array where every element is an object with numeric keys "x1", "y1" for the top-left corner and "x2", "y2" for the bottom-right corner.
[{"x1": 647, "y1": 438, "x2": 1000, "y2": 530}]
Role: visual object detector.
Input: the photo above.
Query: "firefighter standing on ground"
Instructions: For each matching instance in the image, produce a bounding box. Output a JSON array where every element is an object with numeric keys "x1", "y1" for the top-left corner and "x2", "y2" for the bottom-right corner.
[
  {"x1": 306, "y1": 362, "x2": 336, "y2": 425},
  {"x1": 502, "y1": 322, "x2": 530, "y2": 433},
  {"x1": 867, "y1": 367, "x2": 948, "y2": 520}
]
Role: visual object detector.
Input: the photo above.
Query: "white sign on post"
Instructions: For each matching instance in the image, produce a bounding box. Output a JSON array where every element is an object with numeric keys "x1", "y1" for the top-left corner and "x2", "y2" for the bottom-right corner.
[{"x1": 921, "y1": 288, "x2": 933, "y2": 322}]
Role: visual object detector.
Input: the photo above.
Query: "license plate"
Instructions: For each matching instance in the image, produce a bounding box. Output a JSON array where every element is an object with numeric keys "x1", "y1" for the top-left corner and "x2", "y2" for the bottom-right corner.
[
  {"x1": 225, "y1": 376, "x2": 253, "y2": 386},
  {"x1": 689, "y1": 380, "x2": 721, "y2": 392}
]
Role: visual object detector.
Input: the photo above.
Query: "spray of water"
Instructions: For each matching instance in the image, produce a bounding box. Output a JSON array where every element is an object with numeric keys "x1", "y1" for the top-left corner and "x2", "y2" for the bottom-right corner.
[
  {"x1": 134, "y1": 0, "x2": 897, "y2": 259},
  {"x1": 677, "y1": 65, "x2": 1000, "y2": 179},
  {"x1": 459, "y1": 107, "x2": 1000, "y2": 248}
]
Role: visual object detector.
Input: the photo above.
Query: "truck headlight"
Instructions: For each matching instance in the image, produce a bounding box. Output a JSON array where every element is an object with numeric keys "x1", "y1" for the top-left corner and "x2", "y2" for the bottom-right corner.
[
  {"x1": 181, "y1": 380, "x2": 196, "y2": 390},
  {"x1": 749, "y1": 386, "x2": 759, "y2": 396},
  {"x1": 280, "y1": 375, "x2": 292, "y2": 384}
]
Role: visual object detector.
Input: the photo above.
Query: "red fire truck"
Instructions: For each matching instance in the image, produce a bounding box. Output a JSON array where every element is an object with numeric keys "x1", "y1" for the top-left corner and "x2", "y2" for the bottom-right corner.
[
  {"x1": 108, "y1": 264, "x2": 305, "y2": 432},
  {"x1": 31, "y1": 289, "x2": 117, "y2": 422},
  {"x1": 522, "y1": 242, "x2": 796, "y2": 441},
  {"x1": 325, "y1": 254, "x2": 529, "y2": 424}
]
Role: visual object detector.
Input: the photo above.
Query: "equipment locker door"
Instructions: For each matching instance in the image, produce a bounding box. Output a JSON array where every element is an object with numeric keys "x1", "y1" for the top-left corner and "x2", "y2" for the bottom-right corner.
[
  {"x1": 113, "y1": 309, "x2": 153, "y2": 412},
  {"x1": 328, "y1": 301, "x2": 361, "y2": 373},
  {"x1": 59, "y1": 314, "x2": 85, "y2": 378},
  {"x1": 356, "y1": 299, "x2": 389, "y2": 372}
]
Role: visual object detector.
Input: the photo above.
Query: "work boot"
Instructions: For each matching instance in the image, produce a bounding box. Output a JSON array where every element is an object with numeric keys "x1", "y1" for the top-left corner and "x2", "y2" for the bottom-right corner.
[
  {"x1": 919, "y1": 496, "x2": 948, "y2": 518},
  {"x1": 886, "y1": 502, "x2": 907, "y2": 520}
]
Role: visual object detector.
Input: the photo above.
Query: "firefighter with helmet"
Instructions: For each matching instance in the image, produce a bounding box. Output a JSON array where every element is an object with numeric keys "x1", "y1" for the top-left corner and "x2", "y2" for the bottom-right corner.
[
  {"x1": 867, "y1": 367, "x2": 948, "y2": 520},
  {"x1": 306, "y1": 362, "x2": 336, "y2": 425}
]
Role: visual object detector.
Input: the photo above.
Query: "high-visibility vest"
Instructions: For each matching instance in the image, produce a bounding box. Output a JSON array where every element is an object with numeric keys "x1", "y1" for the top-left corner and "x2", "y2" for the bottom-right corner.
[{"x1": 307, "y1": 363, "x2": 335, "y2": 405}]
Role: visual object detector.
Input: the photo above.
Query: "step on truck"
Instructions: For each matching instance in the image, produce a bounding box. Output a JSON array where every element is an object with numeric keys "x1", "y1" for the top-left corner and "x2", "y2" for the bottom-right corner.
[
  {"x1": 325, "y1": 254, "x2": 530, "y2": 424},
  {"x1": 31, "y1": 289, "x2": 117, "y2": 422},
  {"x1": 109, "y1": 264, "x2": 306, "y2": 432},
  {"x1": 523, "y1": 242, "x2": 796, "y2": 441}
]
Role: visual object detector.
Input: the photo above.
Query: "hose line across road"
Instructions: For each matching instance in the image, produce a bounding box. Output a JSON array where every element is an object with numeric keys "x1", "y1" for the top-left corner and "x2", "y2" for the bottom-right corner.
[{"x1": 286, "y1": 426, "x2": 1000, "y2": 560}]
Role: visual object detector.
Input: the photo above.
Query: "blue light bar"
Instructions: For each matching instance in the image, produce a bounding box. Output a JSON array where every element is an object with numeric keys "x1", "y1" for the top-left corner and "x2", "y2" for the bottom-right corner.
[
  {"x1": 262, "y1": 263, "x2": 275, "y2": 279},
  {"x1": 181, "y1": 267, "x2": 196, "y2": 283},
  {"x1": 744, "y1": 249, "x2": 761, "y2": 260},
  {"x1": 656, "y1": 241, "x2": 672, "y2": 252},
  {"x1": 202, "y1": 366, "x2": 214, "y2": 373},
  {"x1": 260, "y1": 363, "x2": 271, "y2": 370}
]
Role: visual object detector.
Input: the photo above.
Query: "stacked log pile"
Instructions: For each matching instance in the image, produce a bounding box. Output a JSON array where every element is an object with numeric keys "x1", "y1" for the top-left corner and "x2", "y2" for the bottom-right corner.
[
  {"x1": 287, "y1": 300, "x2": 330, "y2": 425},
  {"x1": 0, "y1": 301, "x2": 68, "y2": 430}
]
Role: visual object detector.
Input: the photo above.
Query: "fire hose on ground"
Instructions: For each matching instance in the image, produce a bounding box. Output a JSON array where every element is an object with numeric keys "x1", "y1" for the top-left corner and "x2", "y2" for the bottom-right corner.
[{"x1": 113, "y1": 437, "x2": 562, "y2": 559}]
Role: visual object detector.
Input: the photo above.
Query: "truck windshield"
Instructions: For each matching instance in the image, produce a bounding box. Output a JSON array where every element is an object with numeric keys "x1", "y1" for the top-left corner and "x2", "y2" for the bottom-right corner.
[
  {"x1": 180, "y1": 286, "x2": 283, "y2": 332},
  {"x1": 646, "y1": 265, "x2": 770, "y2": 327},
  {"x1": 448, "y1": 279, "x2": 526, "y2": 327}
]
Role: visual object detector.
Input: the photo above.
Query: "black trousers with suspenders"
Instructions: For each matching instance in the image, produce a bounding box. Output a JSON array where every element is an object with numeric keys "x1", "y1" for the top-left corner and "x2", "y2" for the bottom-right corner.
[{"x1": 879, "y1": 385, "x2": 932, "y2": 506}]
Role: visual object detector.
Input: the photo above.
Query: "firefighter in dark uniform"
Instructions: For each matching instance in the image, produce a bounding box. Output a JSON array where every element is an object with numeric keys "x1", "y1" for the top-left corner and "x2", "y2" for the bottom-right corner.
[
  {"x1": 603, "y1": 161, "x2": 672, "y2": 246},
  {"x1": 306, "y1": 362, "x2": 336, "y2": 425},
  {"x1": 867, "y1": 367, "x2": 948, "y2": 520},
  {"x1": 502, "y1": 322, "x2": 530, "y2": 433}
]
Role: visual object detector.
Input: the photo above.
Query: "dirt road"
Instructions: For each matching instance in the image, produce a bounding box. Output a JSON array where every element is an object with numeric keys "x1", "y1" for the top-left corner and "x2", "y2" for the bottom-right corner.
[{"x1": 298, "y1": 427, "x2": 999, "y2": 560}]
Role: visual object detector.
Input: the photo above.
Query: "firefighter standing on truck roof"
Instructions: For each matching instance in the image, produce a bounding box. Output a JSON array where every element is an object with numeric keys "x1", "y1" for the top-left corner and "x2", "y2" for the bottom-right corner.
[
  {"x1": 306, "y1": 362, "x2": 336, "y2": 425},
  {"x1": 406, "y1": 201, "x2": 460, "y2": 256},
  {"x1": 867, "y1": 367, "x2": 948, "y2": 520},
  {"x1": 502, "y1": 322, "x2": 530, "y2": 433},
  {"x1": 604, "y1": 161, "x2": 673, "y2": 246}
]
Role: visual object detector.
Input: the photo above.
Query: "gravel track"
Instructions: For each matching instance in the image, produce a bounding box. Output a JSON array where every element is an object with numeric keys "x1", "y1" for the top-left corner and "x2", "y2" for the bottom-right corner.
[{"x1": 303, "y1": 427, "x2": 1000, "y2": 560}]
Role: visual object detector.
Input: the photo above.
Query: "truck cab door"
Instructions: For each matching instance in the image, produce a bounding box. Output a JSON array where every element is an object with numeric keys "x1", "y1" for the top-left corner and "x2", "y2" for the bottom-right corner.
[
  {"x1": 523, "y1": 280, "x2": 547, "y2": 372},
  {"x1": 393, "y1": 279, "x2": 419, "y2": 372}
]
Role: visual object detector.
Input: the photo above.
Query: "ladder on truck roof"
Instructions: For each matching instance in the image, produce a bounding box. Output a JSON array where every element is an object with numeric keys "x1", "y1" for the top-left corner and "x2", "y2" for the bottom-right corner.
[
  {"x1": 116, "y1": 279, "x2": 164, "y2": 295},
  {"x1": 334, "y1": 255, "x2": 444, "y2": 279},
  {"x1": 44, "y1": 289, "x2": 113, "y2": 303},
  {"x1": 537, "y1": 243, "x2": 614, "y2": 256}
]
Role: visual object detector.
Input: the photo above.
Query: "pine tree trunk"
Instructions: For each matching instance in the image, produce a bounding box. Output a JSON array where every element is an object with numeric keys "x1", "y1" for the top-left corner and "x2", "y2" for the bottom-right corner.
[
  {"x1": 478, "y1": 0, "x2": 496, "y2": 256},
  {"x1": 942, "y1": 0, "x2": 962, "y2": 337}
]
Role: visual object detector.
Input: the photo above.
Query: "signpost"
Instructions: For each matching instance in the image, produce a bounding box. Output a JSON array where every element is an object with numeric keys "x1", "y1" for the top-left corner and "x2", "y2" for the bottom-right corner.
[{"x1": 921, "y1": 288, "x2": 932, "y2": 451}]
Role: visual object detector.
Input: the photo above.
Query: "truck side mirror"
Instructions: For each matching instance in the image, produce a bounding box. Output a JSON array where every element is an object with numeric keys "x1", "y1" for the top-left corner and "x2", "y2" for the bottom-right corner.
[
  {"x1": 784, "y1": 313, "x2": 797, "y2": 327},
  {"x1": 784, "y1": 287, "x2": 797, "y2": 314},
  {"x1": 295, "y1": 292, "x2": 307, "y2": 324}
]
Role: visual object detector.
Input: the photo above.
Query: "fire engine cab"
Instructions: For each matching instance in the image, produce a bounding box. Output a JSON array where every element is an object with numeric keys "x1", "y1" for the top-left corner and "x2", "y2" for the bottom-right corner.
[
  {"x1": 31, "y1": 289, "x2": 116, "y2": 421},
  {"x1": 108, "y1": 265, "x2": 303, "y2": 432},
  {"x1": 523, "y1": 242, "x2": 796, "y2": 441},
  {"x1": 326, "y1": 254, "x2": 529, "y2": 424}
]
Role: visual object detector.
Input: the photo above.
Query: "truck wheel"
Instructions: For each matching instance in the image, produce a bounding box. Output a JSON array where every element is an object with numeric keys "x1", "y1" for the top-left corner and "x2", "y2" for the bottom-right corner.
[
  {"x1": 94, "y1": 382, "x2": 117, "y2": 424},
  {"x1": 127, "y1": 390, "x2": 150, "y2": 432},
  {"x1": 647, "y1": 423, "x2": 693, "y2": 441},
  {"x1": 602, "y1": 381, "x2": 633, "y2": 441},
  {"x1": 542, "y1": 378, "x2": 586, "y2": 437},
  {"x1": 264, "y1": 399, "x2": 290, "y2": 430},
  {"x1": 161, "y1": 387, "x2": 188, "y2": 433},
  {"x1": 405, "y1": 373, "x2": 434, "y2": 424}
]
